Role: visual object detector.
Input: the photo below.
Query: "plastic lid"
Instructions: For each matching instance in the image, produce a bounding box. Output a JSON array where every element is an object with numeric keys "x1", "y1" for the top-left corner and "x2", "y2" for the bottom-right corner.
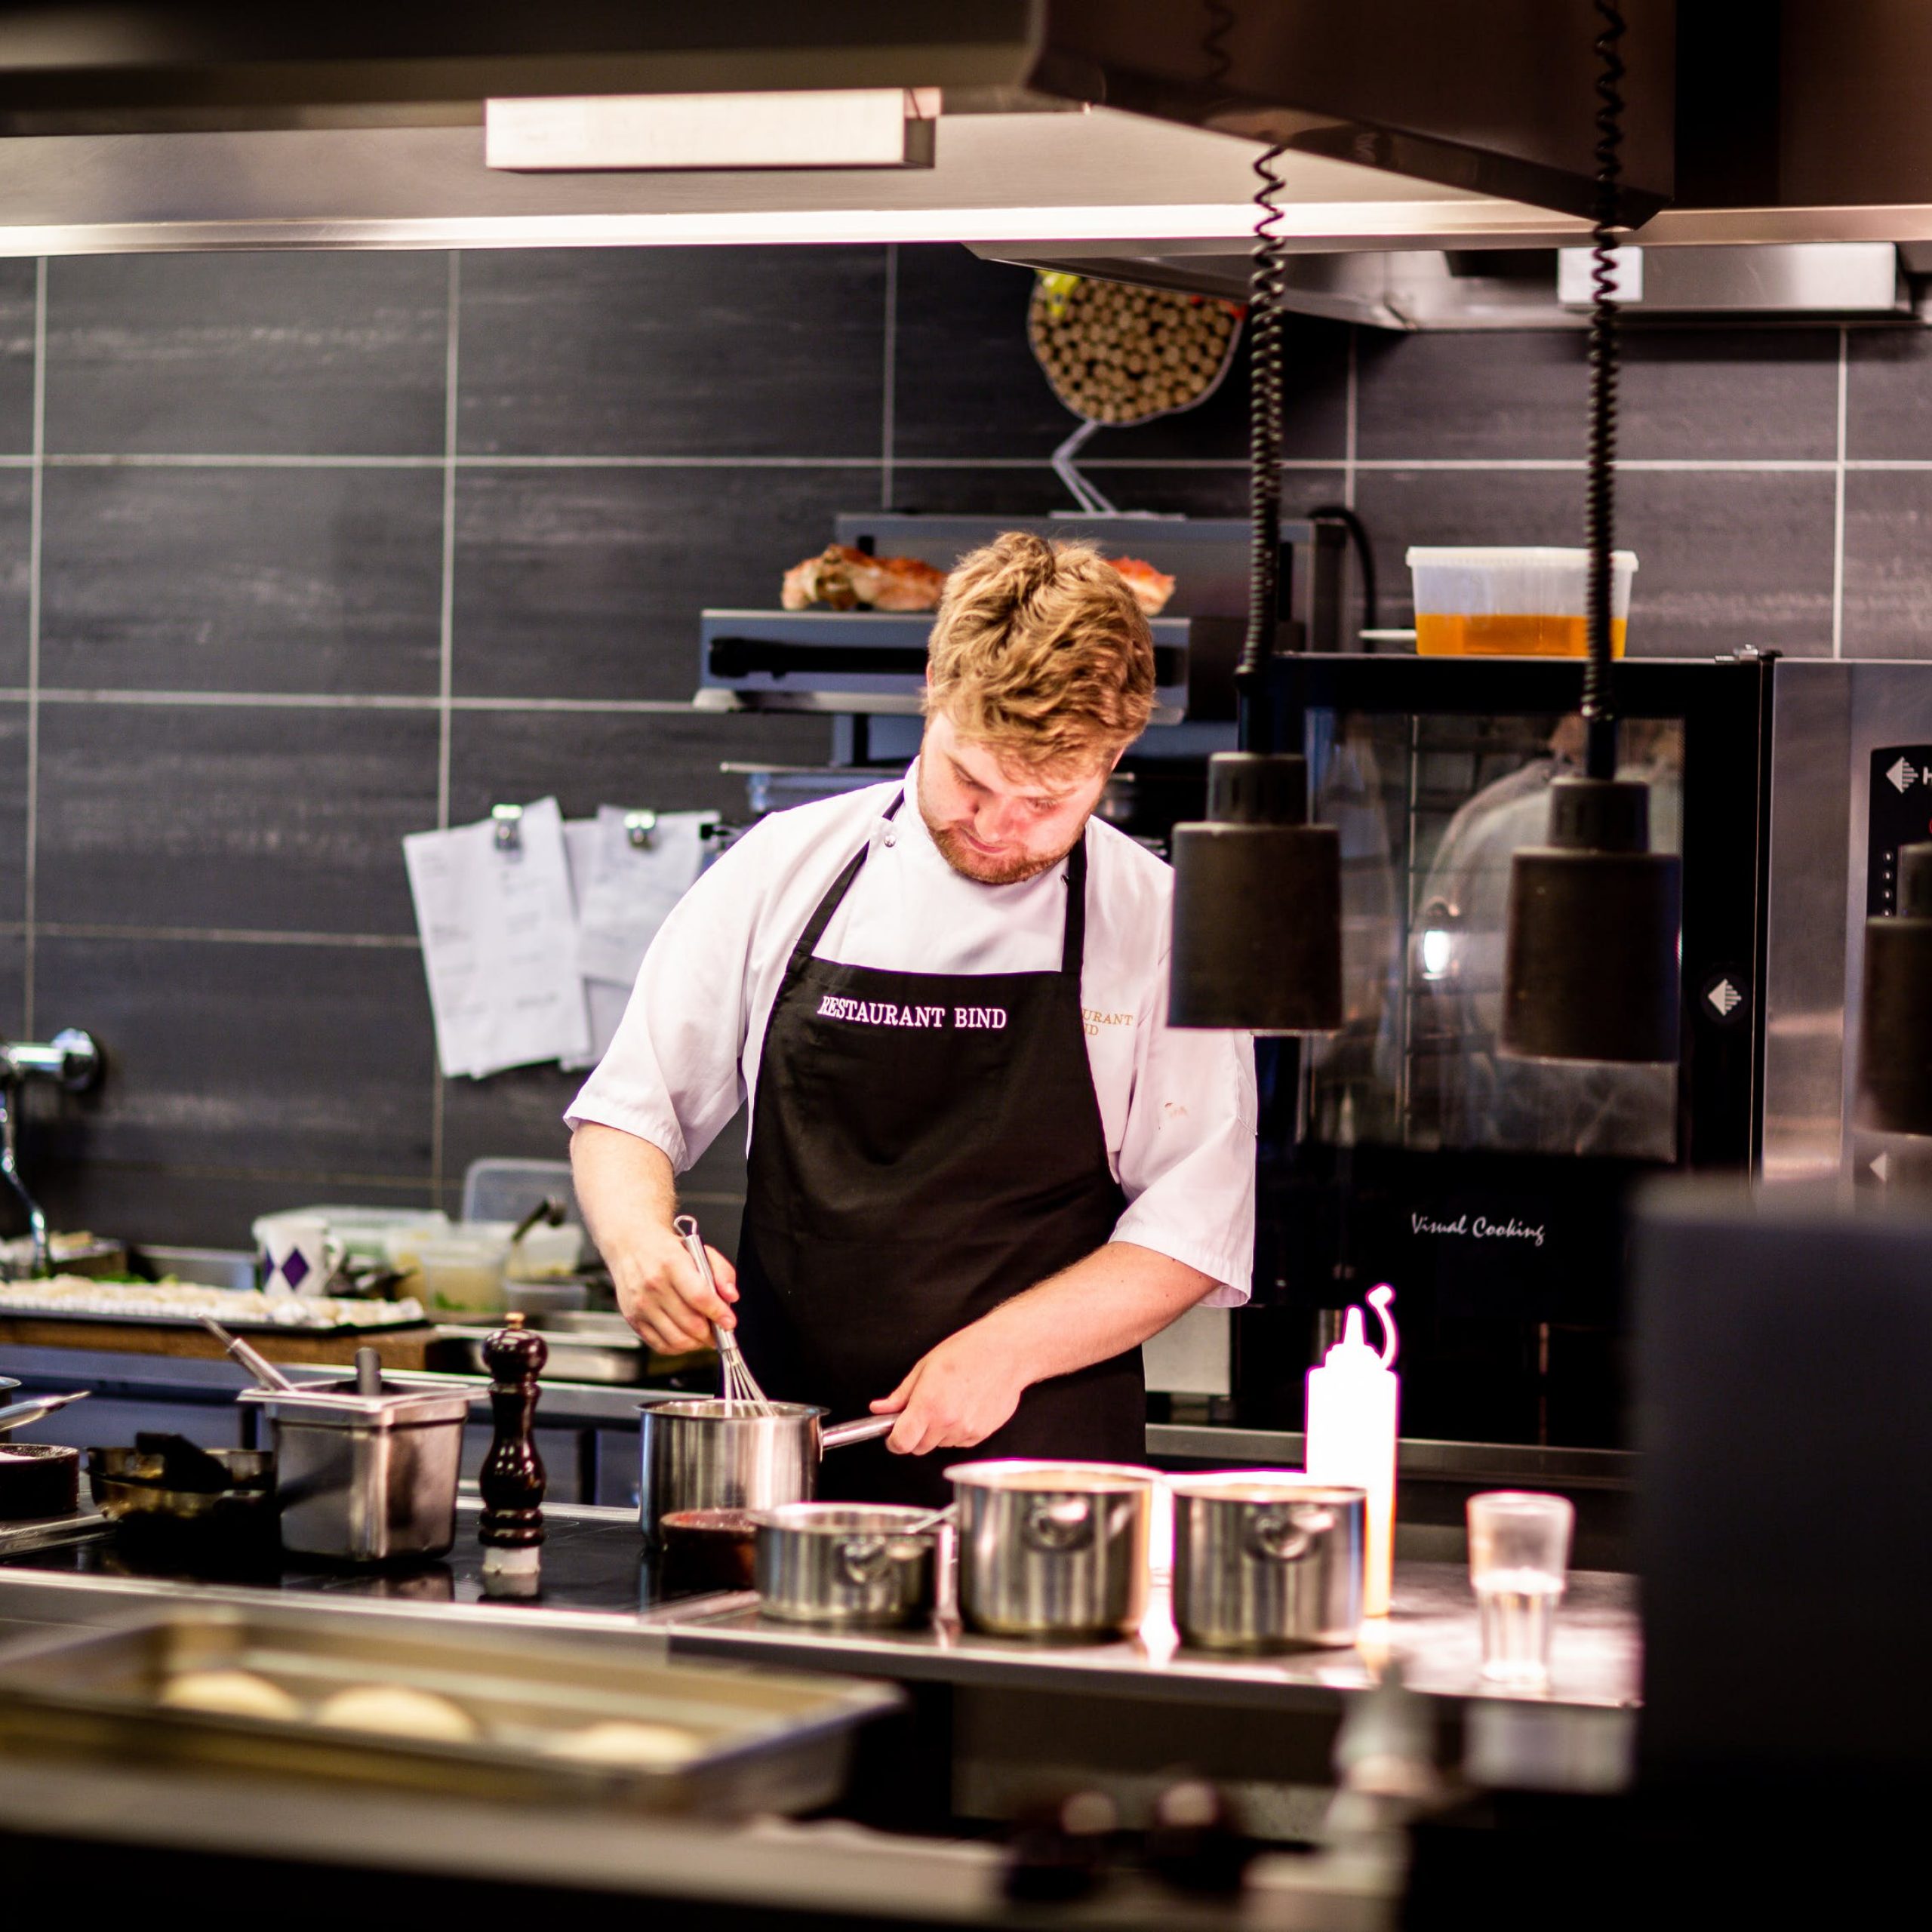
[{"x1": 1405, "y1": 547, "x2": 1637, "y2": 569}]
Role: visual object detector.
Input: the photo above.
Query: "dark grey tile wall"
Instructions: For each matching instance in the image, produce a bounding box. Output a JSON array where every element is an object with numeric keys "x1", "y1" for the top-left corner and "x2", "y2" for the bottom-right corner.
[
  {"x1": 43, "y1": 253, "x2": 451, "y2": 457},
  {"x1": 452, "y1": 464, "x2": 877, "y2": 703},
  {"x1": 4, "y1": 242, "x2": 1929, "y2": 1252},
  {"x1": 40, "y1": 466, "x2": 446, "y2": 694}
]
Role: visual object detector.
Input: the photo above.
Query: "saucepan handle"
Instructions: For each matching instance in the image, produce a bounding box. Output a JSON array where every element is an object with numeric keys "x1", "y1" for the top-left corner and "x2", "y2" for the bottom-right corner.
[
  {"x1": 838, "y1": 1536, "x2": 895, "y2": 1585},
  {"x1": 821, "y1": 1415, "x2": 897, "y2": 1451},
  {"x1": 1246, "y1": 1504, "x2": 1333, "y2": 1563},
  {"x1": 1023, "y1": 1496, "x2": 1095, "y2": 1553}
]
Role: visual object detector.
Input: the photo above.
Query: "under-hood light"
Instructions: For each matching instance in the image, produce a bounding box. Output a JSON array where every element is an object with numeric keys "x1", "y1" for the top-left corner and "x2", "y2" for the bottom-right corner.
[{"x1": 487, "y1": 90, "x2": 940, "y2": 173}]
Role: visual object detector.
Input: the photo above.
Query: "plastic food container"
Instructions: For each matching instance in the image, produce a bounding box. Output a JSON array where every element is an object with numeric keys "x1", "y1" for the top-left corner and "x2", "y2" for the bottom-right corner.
[
  {"x1": 505, "y1": 1222, "x2": 585, "y2": 1282},
  {"x1": 414, "y1": 1230, "x2": 510, "y2": 1315},
  {"x1": 1407, "y1": 546, "x2": 1636, "y2": 657}
]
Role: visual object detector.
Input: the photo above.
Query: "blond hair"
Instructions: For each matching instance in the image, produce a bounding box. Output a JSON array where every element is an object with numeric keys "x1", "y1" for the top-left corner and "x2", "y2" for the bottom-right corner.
[{"x1": 923, "y1": 531, "x2": 1155, "y2": 772}]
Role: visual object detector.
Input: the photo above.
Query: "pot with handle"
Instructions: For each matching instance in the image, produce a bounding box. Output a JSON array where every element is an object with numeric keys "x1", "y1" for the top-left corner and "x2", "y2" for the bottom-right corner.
[
  {"x1": 947, "y1": 1459, "x2": 1160, "y2": 1640},
  {"x1": 1170, "y1": 1472, "x2": 1367, "y2": 1651},
  {"x1": 752, "y1": 1503, "x2": 940, "y2": 1627},
  {"x1": 637, "y1": 1397, "x2": 894, "y2": 1543}
]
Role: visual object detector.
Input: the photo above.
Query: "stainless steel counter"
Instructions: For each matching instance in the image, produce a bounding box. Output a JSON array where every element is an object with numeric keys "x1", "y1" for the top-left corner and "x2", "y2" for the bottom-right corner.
[
  {"x1": 0, "y1": 1491, "x2": 1637, "y2": 1872},
  {"x1": 650, "y1": 1562, "x2": 1639, "y2": 1717}
]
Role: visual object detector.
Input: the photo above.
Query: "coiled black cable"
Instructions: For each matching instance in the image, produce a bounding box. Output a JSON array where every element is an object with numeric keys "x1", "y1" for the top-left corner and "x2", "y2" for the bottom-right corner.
[
  {"x1": 1583, "y1": 0, "x2": 1627, "y2": 782},
  {"x1": 1241, "y1": 140, "x2": 1290, "y2": 708}
]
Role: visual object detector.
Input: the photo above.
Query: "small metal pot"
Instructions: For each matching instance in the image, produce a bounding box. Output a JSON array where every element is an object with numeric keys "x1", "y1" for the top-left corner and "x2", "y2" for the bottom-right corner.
[
  {"x1": 1170, "y1": 1472, "x2": 1366, "y2": 1652},
  {"x1": 752, "y1": 1503, "x2": 940, "y2": 1628},
  {"x1": 638, "y1": 1398, "x2": 894, "y2": 1543},
  {"x1": 948, "y1": 1460, "x2": 1158, "y2": 1641},
  {"x1": 240, "y1": 1380, "x2": 470, "y2": 1564}
]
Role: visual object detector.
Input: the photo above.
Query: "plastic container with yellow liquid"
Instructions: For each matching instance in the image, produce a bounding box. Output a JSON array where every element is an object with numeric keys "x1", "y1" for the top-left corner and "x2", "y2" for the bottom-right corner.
[{"x1": 1407, "y1": 546, "x2": 1637, "y2": 657}]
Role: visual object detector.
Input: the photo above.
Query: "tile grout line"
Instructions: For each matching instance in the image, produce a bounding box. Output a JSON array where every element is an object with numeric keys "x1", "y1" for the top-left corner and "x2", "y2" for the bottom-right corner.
[
  {"x1": 0, "y1": 451, "x2": 1887, "y2": 473},
  {"x1": 431, "y1": 251, "x2": 461, "y2": 1211},
  {"x1": 18, "y1": 922, "x2": 420, "y2": 948},
  {"x1": 1832, "y1": 326, "x2": 1848, "y2": 661},
  {"x1": 21, "y1": 257, "x2": 45, "y2": 1036},
  {"x1": 881, "y1": 242, "x2": 898, "y2": 511},
  {"x1": 0, "y1": 688, "x2": 717, "y2": 714}
]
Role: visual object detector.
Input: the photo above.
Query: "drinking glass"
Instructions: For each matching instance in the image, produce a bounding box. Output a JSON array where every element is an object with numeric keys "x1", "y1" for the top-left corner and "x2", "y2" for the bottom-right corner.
[{"x1": 1466, "y1": 1491, "x2": 1574, "y2": 1689}]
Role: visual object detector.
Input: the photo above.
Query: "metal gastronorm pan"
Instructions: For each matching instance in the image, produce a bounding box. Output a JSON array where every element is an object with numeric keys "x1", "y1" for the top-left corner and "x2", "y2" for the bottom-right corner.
[{"x1": 0, "y1": 1605, "x2": 900, "y2": 1817}]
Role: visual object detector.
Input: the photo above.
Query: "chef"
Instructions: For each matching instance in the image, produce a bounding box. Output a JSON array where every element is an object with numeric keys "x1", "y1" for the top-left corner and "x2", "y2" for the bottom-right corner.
[{"x1": 568, "y1": 531, "x2": 1256, "y2": 1504}]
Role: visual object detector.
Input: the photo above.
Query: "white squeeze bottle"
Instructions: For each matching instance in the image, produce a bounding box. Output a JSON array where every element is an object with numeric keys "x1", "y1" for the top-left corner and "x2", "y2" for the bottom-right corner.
[{"x1": 1305, "y1": 1284, "x2": 1399, "y2": 1618}]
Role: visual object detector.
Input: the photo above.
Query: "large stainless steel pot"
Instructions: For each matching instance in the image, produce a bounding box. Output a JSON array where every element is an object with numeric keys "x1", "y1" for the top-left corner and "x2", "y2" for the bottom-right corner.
[
  {"x1": 752, "y1": 1503, "x2": 940, "y2": 1628},
  {"x1": 1171, "y1": 1473, "x2": 1366, "y2": 1652},
  {"x1": 947, "y1": 1460, "x2": 1158, "y2": 1640},
  {"x1": 637, "y1": 1398, "x2": 894, "y2": 1542}
]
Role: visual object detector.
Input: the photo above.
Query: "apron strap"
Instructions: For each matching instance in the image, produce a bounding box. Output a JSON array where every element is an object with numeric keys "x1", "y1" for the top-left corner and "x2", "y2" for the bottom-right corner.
[
  {"x1": 783, "y1": 790, "x2": 901, "y2": 980},
  {"x1": 1060, "y1": 829, "x2": 1089, "y2": 981}
]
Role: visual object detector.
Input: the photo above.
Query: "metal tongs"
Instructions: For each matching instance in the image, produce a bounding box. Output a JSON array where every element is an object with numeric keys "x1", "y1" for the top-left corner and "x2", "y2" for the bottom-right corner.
[{"x1": 673, "y1": 1213, "x2": 775, "y2": 1414}]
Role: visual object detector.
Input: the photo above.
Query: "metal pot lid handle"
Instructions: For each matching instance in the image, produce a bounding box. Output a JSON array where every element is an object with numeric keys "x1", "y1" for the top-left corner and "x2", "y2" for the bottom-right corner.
[
  {"x1": 1246, "y1": 1504, "x2": 1334, "y2": 1562},
  {"x1": 820, "y1": 1415, "x2": 896, "y2": 1451},
  {"x1": 1023, "y1": 1495, "x2": 1095, "y2": 1552},
  {"x1": 837, "y1": 1535, "x2": 896, "y2": 1585}
]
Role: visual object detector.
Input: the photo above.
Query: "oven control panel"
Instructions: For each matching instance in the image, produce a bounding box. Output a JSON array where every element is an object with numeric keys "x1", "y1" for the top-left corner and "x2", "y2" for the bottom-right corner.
[{"x1": 1868, "y1": 746, "x2": 1932, "y2": 914}]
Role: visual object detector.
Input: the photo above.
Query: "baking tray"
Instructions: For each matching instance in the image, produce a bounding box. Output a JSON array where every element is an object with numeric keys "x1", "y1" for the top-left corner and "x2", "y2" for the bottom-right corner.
[
  {"x1": 0, "y1": 1605, "x2": 901, "y2": 1817},
  {"x1": 0, "y1": 1287, "x2": 431, "y2": 1334}
]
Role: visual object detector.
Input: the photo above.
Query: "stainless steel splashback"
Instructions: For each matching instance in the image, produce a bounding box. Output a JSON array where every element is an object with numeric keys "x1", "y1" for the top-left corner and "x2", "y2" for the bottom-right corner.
[{"x1": 1761, "y1": 660, "x2": 1932, "y2": 1186}]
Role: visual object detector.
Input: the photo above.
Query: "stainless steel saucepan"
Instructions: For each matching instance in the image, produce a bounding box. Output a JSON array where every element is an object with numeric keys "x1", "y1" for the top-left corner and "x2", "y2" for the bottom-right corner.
[
  {"x1": 1170, "y1": 1472, "x2": 1366, "y2": 1652},
  {"x1": 637, "y1": 1398, "x2": 894, "y2": 1543},
  {"x1": 752, "y1": 1503, "x2": 940, "y2": 1628},
  {"x1": 947, "y1": 1459, "x2": 1161, "y2": 1640}
]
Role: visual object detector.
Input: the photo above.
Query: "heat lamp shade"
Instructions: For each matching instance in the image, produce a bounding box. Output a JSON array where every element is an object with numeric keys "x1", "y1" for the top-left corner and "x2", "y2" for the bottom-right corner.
[
  {"x1": 1168, "y1": 819, "x2": 1343, "y2": 1033},
  {"x1": 1500, "y1": 846, "x2": 1683, "y2": 1063},
  {"x1": 1856, "y1": 916, "x2": 1932, "y2": 1136}
]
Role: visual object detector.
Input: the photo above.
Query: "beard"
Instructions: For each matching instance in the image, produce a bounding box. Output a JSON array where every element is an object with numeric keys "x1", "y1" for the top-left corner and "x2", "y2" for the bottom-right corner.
[
  {"x1": 916, "y1": 768, "x2": 1085, "y2": 885},
  {"x1": 927, "y1": 821, "x2": 1075, "y2": 885}
]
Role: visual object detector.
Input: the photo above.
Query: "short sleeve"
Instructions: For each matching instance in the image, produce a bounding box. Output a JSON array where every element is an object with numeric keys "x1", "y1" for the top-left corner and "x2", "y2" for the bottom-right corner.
[
  {"x1": 565, "y1": 828, "x2": 767, "y2": 1171},
  {"x1": 1109, "y1": 955, "x2": 1257, "y2": 1307}
]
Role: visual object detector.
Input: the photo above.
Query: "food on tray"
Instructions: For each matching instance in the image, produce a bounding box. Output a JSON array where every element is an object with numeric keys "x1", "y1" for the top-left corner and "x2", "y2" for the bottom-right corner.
[
  {"x1": 1108, "y1": 556, "x2": 1176, "y2": 615},
  {"x1": 544, "y1": 1718, "x2": 703, "y2": 1768},
  {"x1": 0, "y1": 1276, "x2": 424, "y2": 1330},
  {"x1": 780, "y1": 546, "x2": 1176, "y2": 616},
  {"x1": 314, "y1": 1683, "x2": 480, "y2": 1742},
  {"x1": 160, "y1": 1668, "x2": 303, "y2": 1721},
  {"x1": 782, "y1": 545, "x2": 949, "y2": 613}
]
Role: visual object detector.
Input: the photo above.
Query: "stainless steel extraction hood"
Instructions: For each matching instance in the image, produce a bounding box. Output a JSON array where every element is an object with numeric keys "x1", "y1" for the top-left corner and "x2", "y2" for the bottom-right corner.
[
  {"x1": 3, "y1": 3, "x2": 1932, "y2": 261},
  {"x1": 971, "y1": 241, "x2": 1922, "y2": 331}
]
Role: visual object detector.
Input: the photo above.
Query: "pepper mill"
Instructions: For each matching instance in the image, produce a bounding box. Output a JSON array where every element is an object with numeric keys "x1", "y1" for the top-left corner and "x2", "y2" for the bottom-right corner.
[{"x1": 479, "y1": 1311, "x2": 546, "y2": 1595}]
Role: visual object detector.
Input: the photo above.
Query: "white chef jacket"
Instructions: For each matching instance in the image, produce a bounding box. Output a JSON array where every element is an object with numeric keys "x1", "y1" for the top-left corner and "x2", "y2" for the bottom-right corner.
[{"x1": 567, "y1": 759, "x2": 1257, "y2": 1303}]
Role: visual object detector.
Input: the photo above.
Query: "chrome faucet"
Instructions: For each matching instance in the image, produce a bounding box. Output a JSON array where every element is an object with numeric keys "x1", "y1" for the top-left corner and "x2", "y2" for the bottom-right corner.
[{"x1": 0, "y1": 1029, "x2": 101, "y2": 1277}]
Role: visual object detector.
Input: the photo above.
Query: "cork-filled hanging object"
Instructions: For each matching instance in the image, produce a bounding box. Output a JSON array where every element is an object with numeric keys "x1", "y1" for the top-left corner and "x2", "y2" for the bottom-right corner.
[
  {"x1": 1027, "y1": 273, "x2": 1242, "y2": 515},
  {"x1": 478, "y1": 1312, "x2": 547, "y2": 1595}
]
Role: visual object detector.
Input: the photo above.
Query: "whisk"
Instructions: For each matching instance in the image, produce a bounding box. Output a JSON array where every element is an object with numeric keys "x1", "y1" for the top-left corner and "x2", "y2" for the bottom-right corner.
[{"x1": 673, "y1": 1213, "x2": 776, "y2": 1414}]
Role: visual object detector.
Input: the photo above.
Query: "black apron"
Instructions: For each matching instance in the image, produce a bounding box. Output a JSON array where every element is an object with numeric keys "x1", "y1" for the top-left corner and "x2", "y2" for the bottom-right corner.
[{"x1": 733, "y1": 794, "x2": 1146, "y2": 1507}]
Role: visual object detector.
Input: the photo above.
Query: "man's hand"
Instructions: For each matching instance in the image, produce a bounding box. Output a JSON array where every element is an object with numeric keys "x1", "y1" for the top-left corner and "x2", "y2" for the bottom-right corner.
[
  {"x1": 870, "y1": 1324, "x2": 1026, "y2": 1457},
  {"x1": 611, "y1": 1226, "x2": 739, "y2": 1356}
]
